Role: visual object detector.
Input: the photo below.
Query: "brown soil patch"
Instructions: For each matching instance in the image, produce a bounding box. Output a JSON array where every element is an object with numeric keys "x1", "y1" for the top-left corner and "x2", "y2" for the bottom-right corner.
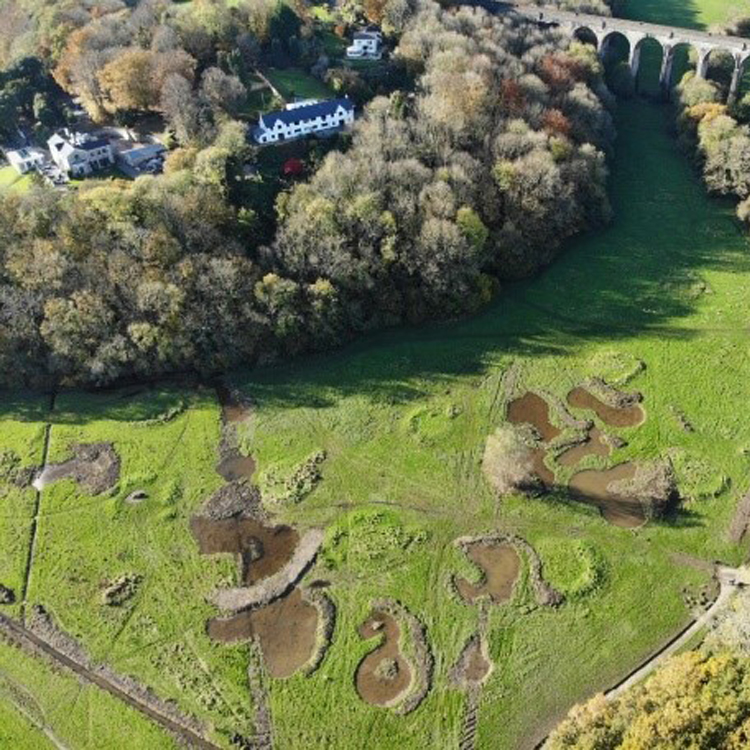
[
  {"x1": 216, "y1": 455, "x2": 256, "y2": 483},
  {"x1": 455, "y1": 542, "x2": 520, "y2": 605},
  {"x1": 567, "y1": 387, "x2": 644, "y2": 428},
  {"x1": 200, "y1": 481, "x2": 261, "y2": 521},
  {"x1": 558, "y1": 427, "x2": 611, "y2": 467},
  {"x1": 728, "y1": 490, "x2": 750, "y2": 543},
  {"x1": 216, "y1": 384, "x2": 251, "y2": 424},
  {"x1": 207, "y1": 589, "x2": 318, "y2": 679},
  {"x1": 569, "y1": 463, "x2": 646, "y2": 528},
  {"x1": 530, "y1": 448, "x2": 555, "y2": 486},
  {"x1": 32, "y1": 443, "x2": 120, "y2": 495},
  {"x1": 190, "y1": 516, "x2": 298, "y2": 586},
  {"x1": 507, "y1": 392, "x2": 561, "y2": 443},
  {"x1": 355, "y1": 611, "x2": 412, "y2": 707},
  {"x1": 450, "y1": 634, "x2": 491, "y2": 688}
]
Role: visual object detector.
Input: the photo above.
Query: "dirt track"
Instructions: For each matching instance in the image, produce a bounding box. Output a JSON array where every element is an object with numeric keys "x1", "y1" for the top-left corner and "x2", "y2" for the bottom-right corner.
[
  {"x1": 604, "y1": 566, "x2": 747, "y2": 701},
  {"x1": 0, "y1": 612, "x2": 219, "y2": 750}
]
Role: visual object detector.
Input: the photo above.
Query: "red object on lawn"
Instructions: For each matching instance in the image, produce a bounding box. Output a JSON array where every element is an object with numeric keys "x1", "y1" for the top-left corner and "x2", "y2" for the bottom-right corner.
[{"x1": 282, "y1": 158, "x2": 304, "y2": 177}]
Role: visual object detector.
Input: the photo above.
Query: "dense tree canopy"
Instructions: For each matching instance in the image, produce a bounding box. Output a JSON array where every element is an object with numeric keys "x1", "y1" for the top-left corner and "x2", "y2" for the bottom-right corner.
[
  {"x1": 548, "y1": 651, "x2": 750, "y2": 749},
  {"x1": 0, "y1": 0, "x2": 615, "y2": 387},
  {"x1": 273, "y1": 7, "x2": 614, "y2": 326}
]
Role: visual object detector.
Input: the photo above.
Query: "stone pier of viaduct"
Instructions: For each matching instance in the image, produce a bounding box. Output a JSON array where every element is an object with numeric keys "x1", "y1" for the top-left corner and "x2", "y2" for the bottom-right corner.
[{"x1": 502, "y1": 2, "x2": 750, "y2": 101}]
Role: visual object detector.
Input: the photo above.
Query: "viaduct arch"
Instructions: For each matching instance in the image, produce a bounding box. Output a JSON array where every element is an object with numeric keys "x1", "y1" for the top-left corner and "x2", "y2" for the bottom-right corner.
[{"x1": 504, "y1": 2, "x2": 750, "y2": 101}]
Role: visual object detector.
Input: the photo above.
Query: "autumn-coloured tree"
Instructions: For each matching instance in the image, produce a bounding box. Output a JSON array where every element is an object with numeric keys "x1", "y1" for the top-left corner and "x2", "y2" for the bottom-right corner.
[{"x1": 548, "y1": 651, "x2": 750, "y2": 750}]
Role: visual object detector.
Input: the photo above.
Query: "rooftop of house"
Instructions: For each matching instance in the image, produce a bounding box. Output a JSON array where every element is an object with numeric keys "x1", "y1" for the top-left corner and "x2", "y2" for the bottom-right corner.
[
  {"x1": 48, "y1": 130, "x2": 110, "y2": 154},
  {"x1": 257, "y1": 98, "x2": 354, "y2": 130},
  {"x1": 7, "y1": 147, "x2": 44, "y2": 163}
]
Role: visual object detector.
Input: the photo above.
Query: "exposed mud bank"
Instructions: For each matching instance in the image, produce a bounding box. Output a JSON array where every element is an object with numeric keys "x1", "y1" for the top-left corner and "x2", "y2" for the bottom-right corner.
[
  {"x1": 216, "y1": 455, "x2": 256, "y2": 483},
  {"x1": 450, "y1": 633, "x2": 492, "y2": 688},
  {"x1": 455, "y1": 542, "x2": 521, "y2": 605},
  {"x1": 300, "y1": 585, "x2": 336, "y2": 676},
  {"x1": 32, "y1": 443, "x2": 120, "y2": 495},
  {"x1": 728, "y1": 489, "x2": 750, "y2": 543},
  {"x1": 216, "y1": 383, "x2": 255, "y2": 482},
  {"x1": 216, "y1": 384, "x2": 252, "y2": 425},
  {"x1": 455, "y1": 534, "x2": 564, "y2": 607},
  {"x1": 200, "y1": 481, "x2": 262, "y2": 522}
]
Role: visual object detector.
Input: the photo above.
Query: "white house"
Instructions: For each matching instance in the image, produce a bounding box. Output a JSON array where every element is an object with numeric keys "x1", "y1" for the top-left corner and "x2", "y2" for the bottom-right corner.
[
  {"x1": 47, "y1": 130, "x2": 114, "y2": 177},
  {"x1": 346, "y1": 30, "x2": 382, "y2": 59},
  {"x1": 252, "y1": 98, "x2": 355, "y2": 145},
  {"x1": 6, "y1": 147, "x2": 45, "y2": 174}
]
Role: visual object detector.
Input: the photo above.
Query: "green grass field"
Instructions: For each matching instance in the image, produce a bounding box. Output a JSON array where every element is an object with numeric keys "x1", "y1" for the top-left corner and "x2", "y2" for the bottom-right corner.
[
  {"x1": 0, "y1": 166, "x2": 33, "y2": 194},
  {"x1": 622, "y1": 0, "x2": 750, "y2": 27},
  {"x1": 0, "y1": 638, "x2": 177, "y2": 749},
  {"x1": 221, "y1": 97, "x2": 750, "y2": 747},
  {"x1": 3, "y1": 1, "x2": 750, "y2": 748},
  {"x1": 263, "y1": 67, "x2": 334, "y2": 101}
]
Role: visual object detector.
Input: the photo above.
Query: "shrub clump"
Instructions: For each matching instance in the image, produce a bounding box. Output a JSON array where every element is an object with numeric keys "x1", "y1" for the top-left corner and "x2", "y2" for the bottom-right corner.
[
  {"x1": 0, "y1": 584, "x2": 15, "y2": 604},
  {"x1": 101, "y1": 574, "x2": 142, "y2": 606},
  {"x1": 482, "y1": 425, "x2": 539, "y2": 495},
  {"x1": 264, "y1": 450, "x2": 327, "y2": 505}
]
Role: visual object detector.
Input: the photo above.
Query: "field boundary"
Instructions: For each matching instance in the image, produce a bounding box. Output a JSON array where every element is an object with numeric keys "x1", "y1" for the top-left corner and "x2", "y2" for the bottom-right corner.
[
  {"x1": 20, "y1": 393, "x2": 55, "y2": 624},
  {"x1": 0, "y1": 611, "x2": 219, "y2": 750}
]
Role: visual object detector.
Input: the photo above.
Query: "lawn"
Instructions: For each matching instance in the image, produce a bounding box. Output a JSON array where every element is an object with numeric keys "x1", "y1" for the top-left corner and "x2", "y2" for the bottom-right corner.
[
  {"x1": 263, "y1": 67, "x2": 334, "y2": 102},
  {"x1": 622, "y1": 0, "x2": 750, "y2": 27},
  {"x1": 0, "y1": 166, "x2": 33, "y2": 194}
]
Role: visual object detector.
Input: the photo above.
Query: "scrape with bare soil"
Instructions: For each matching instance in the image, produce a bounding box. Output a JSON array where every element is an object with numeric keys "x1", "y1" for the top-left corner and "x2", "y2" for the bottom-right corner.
[
  {"x1": 32, "y1": 443, "x2": 120, "y2": 495},
  {"x1": 455, "y1": 542, "x2": 520, "y2": 605},
  {"x1": 355, "y1": 611, "x2": 412, "y2": 707},
  {"x1": 190, "y1": 515, "x2": 299, "y2": 586},
  {"x1": 208, "y1": 588, "x2": 319, "y2": 679},
  {"x1": 450, "y1": 634, "x2": 492, "y2": 688},
  {"x1": 558, "y1": 427, "x2": 611, "y2": 467},
  {"x1": 567, "y1": 386, "x2": 644, "y2": 428},
  {"x1": 569, "y1": 463, "x2": 645, "y2": 528},
  {"x1": 507, "y1": 392, "x2": 561, "y2": 443}
]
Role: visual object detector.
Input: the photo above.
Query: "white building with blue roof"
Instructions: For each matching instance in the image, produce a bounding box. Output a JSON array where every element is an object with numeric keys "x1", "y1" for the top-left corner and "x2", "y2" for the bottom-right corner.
[{"x1": 252, "y1": 98, "x2": 355, "y2": 145}]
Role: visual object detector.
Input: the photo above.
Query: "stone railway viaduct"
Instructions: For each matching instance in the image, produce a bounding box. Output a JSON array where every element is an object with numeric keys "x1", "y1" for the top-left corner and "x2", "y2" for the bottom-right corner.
[{"x1": 500, "y1": 2, "x2": 750, "y2": 101}]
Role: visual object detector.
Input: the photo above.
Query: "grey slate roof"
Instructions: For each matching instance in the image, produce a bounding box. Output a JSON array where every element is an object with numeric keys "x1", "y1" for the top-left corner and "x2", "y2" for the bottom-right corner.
[
  {"x1": 259, "y1": 98, "x2": 353, "y2": 130},
  {"x1": 77, "y1": 139, "x2": 109, "y2": 151}
]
